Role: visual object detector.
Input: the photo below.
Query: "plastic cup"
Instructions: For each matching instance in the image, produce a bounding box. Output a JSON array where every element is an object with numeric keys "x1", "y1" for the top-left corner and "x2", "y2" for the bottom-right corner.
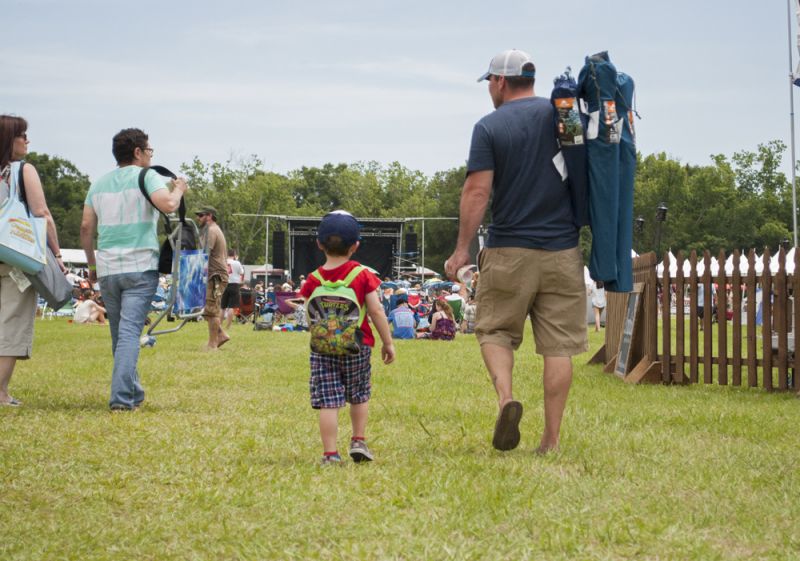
[{"x1": 457, "y1": 265, "x2": 477, "y2": 285}]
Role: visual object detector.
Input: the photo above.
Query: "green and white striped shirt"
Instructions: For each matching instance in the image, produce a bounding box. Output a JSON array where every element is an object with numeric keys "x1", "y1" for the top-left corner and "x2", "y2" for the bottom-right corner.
[{"x1": 85, "y1": 166, "x2": 166, "y2": 277}]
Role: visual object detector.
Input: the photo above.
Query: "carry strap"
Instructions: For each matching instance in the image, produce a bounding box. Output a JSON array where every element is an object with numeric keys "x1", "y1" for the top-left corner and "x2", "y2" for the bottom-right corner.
[
  {"x1": 16, "y1": 161, "x2": 34, "y2": 217},
  {"x1": 311, "y1": 265, "x2": 364, "y2": 288},
  {"x1": 137, "y1": 165, "x2": 186, "y2": 224}
]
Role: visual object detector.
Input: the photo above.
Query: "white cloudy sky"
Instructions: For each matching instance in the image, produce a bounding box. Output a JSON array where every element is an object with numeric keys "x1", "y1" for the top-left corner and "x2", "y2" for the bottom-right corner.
[{"x1": 3, "y1": 0, "x2": 797, "y2": 181}]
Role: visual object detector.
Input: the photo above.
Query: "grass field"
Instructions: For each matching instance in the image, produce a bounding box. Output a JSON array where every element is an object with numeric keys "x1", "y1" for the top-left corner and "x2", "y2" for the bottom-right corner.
[{"x1": 2, "y1": 319, "x2": 799, "y2": 560}]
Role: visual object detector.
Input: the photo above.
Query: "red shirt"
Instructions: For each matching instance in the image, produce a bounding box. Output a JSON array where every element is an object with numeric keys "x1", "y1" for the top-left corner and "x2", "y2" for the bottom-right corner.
[{"x1": 300, "y1": 260, "x2": 381, "y2": 346}]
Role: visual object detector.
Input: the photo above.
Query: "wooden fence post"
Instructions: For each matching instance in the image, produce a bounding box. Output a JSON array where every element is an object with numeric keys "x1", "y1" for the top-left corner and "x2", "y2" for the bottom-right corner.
[
  {"x1": 762, "y1": 247, "x2": 773, "y2": 390},
  {"x1": 746, "y1": 250, "x2": 757, "y2": 388},
  {"x1": 716, "y1": 249, "x2": 728, "y2": 385},
  {"x1": 731, "y1": 249, "x2": 742, "y2": 387}
]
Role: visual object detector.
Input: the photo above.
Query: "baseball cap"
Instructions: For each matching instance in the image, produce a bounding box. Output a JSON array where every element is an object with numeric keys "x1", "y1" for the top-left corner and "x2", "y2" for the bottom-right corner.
[
  {"x1": 477, "y1": 49, "x2": 535, "y2": 82},
  {"x1": 194, "y1": 205, "x2": 218, "y2": 218},
  {"x1": 317, "y1": 210, "x2": 361, "y2": 246}
]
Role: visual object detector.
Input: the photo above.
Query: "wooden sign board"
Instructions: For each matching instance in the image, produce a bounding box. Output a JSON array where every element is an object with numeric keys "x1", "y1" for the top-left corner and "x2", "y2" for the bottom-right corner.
[{"x1": 615, "y1": 283, "x2": 644, "y2": 378}]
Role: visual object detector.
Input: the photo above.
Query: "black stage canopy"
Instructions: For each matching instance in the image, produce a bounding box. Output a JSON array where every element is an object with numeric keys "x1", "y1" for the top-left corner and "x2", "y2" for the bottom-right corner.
[{"x1": 288, "y1": 216, "x2": 405, "y2": 280}]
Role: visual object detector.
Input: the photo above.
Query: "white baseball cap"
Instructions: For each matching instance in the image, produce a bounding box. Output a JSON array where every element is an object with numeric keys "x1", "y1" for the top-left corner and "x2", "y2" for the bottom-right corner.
[{"x1": 477, "y1": 49, "x2": 536, "y2": 82}]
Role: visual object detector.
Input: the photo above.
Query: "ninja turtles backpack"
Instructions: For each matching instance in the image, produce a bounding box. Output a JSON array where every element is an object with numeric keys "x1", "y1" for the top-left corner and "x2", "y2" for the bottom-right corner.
[{"x1": 307, "y1": 265, "x2": 366, "y2": 355}]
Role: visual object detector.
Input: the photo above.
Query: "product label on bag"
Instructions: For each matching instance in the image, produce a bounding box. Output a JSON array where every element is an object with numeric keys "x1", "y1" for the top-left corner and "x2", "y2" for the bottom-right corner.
[
  {"x1": 554, "y1": 97, "x2": 584, "y2": 145},
  {"x1": 603, "y1": 100, "x2": 621, "y2": 144}
]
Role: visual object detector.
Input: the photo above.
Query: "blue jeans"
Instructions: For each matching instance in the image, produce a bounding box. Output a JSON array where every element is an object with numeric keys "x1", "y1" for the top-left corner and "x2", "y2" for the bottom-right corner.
[{"x1": 99, "y1": 271, "x2": 158, "y2": 409}]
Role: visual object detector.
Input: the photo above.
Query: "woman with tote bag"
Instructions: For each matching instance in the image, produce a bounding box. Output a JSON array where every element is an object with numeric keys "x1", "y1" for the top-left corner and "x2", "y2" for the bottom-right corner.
[{"x1": 0, "y1": 115, "x2": 65, "y2": 406}]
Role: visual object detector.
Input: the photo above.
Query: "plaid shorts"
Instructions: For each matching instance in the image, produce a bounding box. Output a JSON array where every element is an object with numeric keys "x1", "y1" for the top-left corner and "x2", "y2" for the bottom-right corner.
[{"x1": 309, "y1": 346, "x2": 372, "y2": 409}]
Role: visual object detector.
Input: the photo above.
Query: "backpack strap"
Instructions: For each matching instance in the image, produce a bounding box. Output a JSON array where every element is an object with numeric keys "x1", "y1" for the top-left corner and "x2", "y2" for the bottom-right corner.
[
  {"x1": 310, "y1": 265, "x2": 365, "y2": 288},
  {"x1": 137, "y1": 165, "x2": 186, "y2": 224},
  {"x1": 343, "y1": 265, "x2": 367, "y2": 325},
  {"x1": 342, "y1": 265, "x2": 365, "y2": 287}
]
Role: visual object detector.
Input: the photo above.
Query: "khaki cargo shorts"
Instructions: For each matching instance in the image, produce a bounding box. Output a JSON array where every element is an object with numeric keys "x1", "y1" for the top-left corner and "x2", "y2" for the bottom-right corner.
[
  {"x1": 475, "y1": 246, "x2": 588, "y2": 356},
  {"x1": 203, "y1": 275, "x2": 228, "y2": 319}
]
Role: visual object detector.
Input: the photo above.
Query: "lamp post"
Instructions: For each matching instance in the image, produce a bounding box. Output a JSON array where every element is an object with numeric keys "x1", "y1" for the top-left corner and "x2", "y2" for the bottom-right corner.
[
  {"x1": 634, "y1": 216, "x2": 645, "y2": 253},
  {"x1": 654, "y1": 203, "x2": 668, "y2": 257},
  {"x1": 786, "y1": 0, "x2": 799, "y2": 247}
]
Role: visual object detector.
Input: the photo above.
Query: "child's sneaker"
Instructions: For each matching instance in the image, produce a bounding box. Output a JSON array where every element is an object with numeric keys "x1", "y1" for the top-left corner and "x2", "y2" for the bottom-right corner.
[
  {"x1": 349, "y1": 439, "x2": 374, "y2": 463},
  {"x1": 320, "y1": 453, "x2": 343, "y2": 467}
]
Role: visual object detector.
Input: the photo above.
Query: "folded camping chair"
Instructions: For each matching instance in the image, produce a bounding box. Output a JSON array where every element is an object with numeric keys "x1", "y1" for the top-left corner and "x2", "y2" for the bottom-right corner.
[
  {"x1": 144, "y1": 166, "x2": 204, "y2": 337},
  {"x1": 236, "y1": 288, "x2": 258, "y2": 324}
]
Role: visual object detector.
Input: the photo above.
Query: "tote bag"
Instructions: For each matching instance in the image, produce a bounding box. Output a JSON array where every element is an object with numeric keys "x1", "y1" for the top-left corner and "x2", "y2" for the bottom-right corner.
[
  {"x1": 25, "y1": 245, "x2": 73, "y2": 309},
  {"x1": 0, "y1": 162, "x2": 47, "y2": 273}
]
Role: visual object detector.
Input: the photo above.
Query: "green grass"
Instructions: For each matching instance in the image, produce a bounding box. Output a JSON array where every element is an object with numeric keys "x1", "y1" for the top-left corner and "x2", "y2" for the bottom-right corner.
[{"x1": 2, "y1": 320, "x2": 799, "y2": 560}]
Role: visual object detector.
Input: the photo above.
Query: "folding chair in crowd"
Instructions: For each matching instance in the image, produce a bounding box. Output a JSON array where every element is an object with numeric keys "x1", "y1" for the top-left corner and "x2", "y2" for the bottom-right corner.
[
  {"x1": 272, "y1": 291, "x2": 298, "y2": 324},
  {"x1": 236, "y1": 288, "x2": 258, "y2": 324}
]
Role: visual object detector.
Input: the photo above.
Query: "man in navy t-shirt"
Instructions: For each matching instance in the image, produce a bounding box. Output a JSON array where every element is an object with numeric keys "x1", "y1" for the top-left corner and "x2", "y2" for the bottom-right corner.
[{"x1": 445, "y1": 49, "x2": 588, "y2": 455}]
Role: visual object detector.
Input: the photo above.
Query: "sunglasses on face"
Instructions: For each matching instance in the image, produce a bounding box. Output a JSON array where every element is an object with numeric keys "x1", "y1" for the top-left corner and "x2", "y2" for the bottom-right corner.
[{"x1": 17, "y1": 133, "x2": 28, "y2": 140}]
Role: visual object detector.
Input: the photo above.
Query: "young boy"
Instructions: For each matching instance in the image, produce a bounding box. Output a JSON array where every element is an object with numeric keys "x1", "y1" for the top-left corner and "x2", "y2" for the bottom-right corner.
[{"x1": 300, "y1": 211, "x2": 396, "y2": 466}]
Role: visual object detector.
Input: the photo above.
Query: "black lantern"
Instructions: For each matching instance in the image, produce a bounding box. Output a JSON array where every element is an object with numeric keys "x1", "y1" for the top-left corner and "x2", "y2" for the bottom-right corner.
[
  {"x1": 655, "y1": 203, "x2": 668, "y2": 256},
  {"x1": 656, "y1": 203, "x2": 668, "y2": 223}
]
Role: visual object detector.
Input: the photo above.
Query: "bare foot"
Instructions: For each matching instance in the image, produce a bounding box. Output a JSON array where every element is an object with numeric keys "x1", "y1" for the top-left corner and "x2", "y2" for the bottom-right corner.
[
  {"x1": 217, "y1": 335, "x2": 231, "y2": 348},
  {"x1": 535, "y1": 443, "x2": 559, "y2": 455}
]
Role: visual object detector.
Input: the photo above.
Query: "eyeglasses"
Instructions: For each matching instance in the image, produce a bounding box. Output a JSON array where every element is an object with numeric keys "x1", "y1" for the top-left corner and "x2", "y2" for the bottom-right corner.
[
  {"x1": 17, "y1": 133, "x2": 28, "y2": 140},
  {"x1": 143, "y1": 147, "x2": 154, "y2": 156},
  {"x1": 196, "y1": 213, "x2": 208, "y2": 217}
]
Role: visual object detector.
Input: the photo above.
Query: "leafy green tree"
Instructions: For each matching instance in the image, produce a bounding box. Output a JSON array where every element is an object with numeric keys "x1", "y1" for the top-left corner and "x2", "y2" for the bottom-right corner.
[{"x1": 24, "y1": 152, "x2": 90, "y2": 249}]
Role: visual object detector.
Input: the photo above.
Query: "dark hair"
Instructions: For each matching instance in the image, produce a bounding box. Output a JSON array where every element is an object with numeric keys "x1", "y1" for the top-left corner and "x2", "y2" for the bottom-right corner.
[
  {"x1": 112, "y1": 128, "x2": 149, "y2": 165},
  {"x1": 0, "y1": 115, "x2": 28, "y2": 169},
  {"x1": 503, "y1": 62, "x2": 536, "y2": 90},
  {"x1": 320, "y1": 235, "x2": 353, "y2": 257},
  {"x1": 228, "y1": 249, "x2": 236, "y2": 257}
]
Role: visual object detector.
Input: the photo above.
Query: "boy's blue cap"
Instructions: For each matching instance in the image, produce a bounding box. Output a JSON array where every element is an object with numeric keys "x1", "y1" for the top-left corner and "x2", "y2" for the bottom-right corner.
[{"x1": 317, "y1": 210, "x2": 361, "y2": 246}]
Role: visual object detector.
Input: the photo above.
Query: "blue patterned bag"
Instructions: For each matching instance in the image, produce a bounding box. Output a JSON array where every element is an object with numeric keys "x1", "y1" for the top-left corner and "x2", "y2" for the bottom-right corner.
[{"x1": 173, "y1": 249, "x2": 208, "y2": 314}]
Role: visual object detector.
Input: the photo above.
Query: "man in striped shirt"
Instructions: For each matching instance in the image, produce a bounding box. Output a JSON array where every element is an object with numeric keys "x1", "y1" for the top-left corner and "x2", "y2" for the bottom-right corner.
[{"x1": 81, "y1": 128, "x2": 188, "y2": 411}]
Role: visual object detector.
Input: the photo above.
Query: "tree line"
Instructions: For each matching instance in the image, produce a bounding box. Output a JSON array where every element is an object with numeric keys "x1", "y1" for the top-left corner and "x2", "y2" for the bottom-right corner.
[{"x1": 27, "y1": 139, "x2": 797, "y2": 274}]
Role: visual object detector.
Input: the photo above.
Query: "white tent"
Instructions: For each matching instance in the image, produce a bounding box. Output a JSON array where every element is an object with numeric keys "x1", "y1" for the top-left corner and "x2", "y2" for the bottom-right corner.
[
  {"x1": 655, "y1": 249, "x2": 796, "y2": 278},
  {"x1": 61, "y1": 248, "x2": 91, "y2": 265},
  {"x1": 754, "y1": 253, "x2": 765, "y2": 275},
  {"x1": 769, "y1": 247, "x2": 796, "y2": 273}
]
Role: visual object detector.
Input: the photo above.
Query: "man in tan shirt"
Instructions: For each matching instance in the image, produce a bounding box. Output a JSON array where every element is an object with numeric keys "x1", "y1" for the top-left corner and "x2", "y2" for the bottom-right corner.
[{"x1": 196, "y1": 206, "x2": 229, "y2": 349}]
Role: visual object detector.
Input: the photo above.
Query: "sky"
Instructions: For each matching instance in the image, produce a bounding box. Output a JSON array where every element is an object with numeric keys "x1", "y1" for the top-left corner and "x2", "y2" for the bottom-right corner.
[{"x1": 3, "y1": 0, "x2": 799, "y2": 183}]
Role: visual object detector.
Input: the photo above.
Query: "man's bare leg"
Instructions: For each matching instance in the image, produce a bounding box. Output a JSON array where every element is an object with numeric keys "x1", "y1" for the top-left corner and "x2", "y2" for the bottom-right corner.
[
  {"x1": 481, "y1": 343, "x2": 523, "y2": 450},
  {"x1": 207, "y1": 316, "x2": 221, "y2": 348},
  {"x1": 537, "y1": 356, "x2": 573, "y2": 454},
  {"x1": 480, "y1": 343, "x2": 514, "y2": 408}
]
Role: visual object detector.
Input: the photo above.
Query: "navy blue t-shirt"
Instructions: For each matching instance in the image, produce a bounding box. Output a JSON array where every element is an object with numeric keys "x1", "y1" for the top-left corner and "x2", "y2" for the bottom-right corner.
[{"x1": 467, "y1": 96, "x2": 579, "y2": 250}]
